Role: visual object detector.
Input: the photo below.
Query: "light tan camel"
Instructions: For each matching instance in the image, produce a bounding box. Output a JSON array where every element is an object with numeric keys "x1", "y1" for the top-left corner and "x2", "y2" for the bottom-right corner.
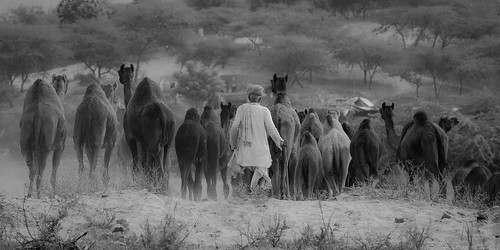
[
  {"x1": 318, "y1": 114, "x2": 351, "y2": 198},
  {"x1": 73, "y1": 83, "x2": 118, "y2": 187},
  {"x1": 20, "y1": 75, "x2": 68, "y2": 198}
]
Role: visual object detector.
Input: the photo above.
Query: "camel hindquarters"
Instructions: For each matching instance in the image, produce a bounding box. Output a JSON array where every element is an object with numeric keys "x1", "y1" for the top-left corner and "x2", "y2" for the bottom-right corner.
[
  {"x1": 20, "y1": 107, "x2": 64, "y2": 198},
  {"x1": 295, "y1": 147, "x2": 320, "y2": 200},
  {"x1": 320, "y1": 138, "x2": 351, "y2": 198}
]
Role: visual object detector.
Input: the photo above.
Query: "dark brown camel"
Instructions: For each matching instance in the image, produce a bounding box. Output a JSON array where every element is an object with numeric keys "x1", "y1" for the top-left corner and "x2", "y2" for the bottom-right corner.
[
  {"x1": 175, "y1": 108, "x2": 207, "y2": 201},
  {"x1": 201, "y1": 105, "x2": 229, "y2": 200},
  {"x1": 462, "y1": 165, "x2": 492, "y2": 194},
  {"x1": 118, "y1": 64, "x2": 175, "y2": 187},
  {"x1": 482, "y1": 172, "x2": 500, "y2": 204},
  {"x1": 397, "y1": 110, "x2": 449, "y2": 183},
  {"x1": 299, "y1": 112, "x2": 323, "y2": 144},
  {"x1": 347, "y1": 119, "x2": 383, "y2": 187},
  {"x1": 295, "y1": 131, "x2": 324, "y2": 200},
  {"x1": 73, "y1": 83, "x2": 118, "y2": 187},
  {"x1": 20, "y1": 75, "x2": 68, "y2": 198},
  {"x1": 318, "y1": 114, "x2": 351, "y2": 197},
  {"x1": 379, "y1": 103, "x2": 449, "y2": 183},
  {"x1": 438, "y1": 116, "x2": 459, "y2": 133},
  {"x1": 269, "y1": 74, "x2": 301, "y2": 199}
]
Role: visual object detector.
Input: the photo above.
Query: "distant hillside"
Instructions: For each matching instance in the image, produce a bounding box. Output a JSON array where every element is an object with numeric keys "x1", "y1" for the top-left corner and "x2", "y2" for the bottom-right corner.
[{"x1": 0, "y1": 0, "x2": 133, "y2": 13}]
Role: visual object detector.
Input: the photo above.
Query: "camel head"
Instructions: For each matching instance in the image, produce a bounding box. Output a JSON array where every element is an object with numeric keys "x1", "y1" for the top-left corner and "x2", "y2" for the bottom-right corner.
[
  {"x1": 118, "y1": 64, "x2": 134, "y2": 85},
  {"x1": 327, "y1": 109, "x2": 340, "y2": 121},
  {"x1": 296, "y1": 108, "x2": 308, "y2": 124},
  {"x1": 271, "y1": 73, "x2": 288, "y2": 94},
  {"x1": 220, "y1": 102, "x2": 235, "y2": 121},
  {"x1": 100, "y1": 82, "x2": 118, "y2": 103},
  {"x1": 438, "y1": 116, "x2": 459, "y2": 133},
  {"x1": 379, "y1": 102, "x2": 394, "y2": 122},
  {"x1": 51, "y1": 74, "x2": 68, "y2": 99},
  {"x1": 184, "y1": 108, "x2": 201, "y2": 123}
]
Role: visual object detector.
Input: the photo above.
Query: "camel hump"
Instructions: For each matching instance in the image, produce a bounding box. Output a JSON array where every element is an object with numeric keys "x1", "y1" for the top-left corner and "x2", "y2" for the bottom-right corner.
[
  {"x1": 24, "y1": 79, "x2": 62, "y2": 110},
  {"x1": 84, "y1": 83, "x2": 108, "y2": 100},
  {"x1": 358, "y1": 119, "x2": 371, "y2": 131},
  {"x1": 413, "y1": 110, "x2": 428, "y2": 125},
  {"x1": 134, "y1": 77, "x2": 164, "y2": 102},
  {"x1": 184, "y1": 108, "x2": 201, "y2": 123},
  {"x1": 301, "y1": 131, "x2": 317, "y2": 147},
  {"x1": 201, "y1": 105, "x2": 219, "y2": 124}
]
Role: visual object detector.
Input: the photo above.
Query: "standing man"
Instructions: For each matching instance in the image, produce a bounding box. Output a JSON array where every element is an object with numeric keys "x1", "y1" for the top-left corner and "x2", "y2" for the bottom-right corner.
[{"x1": 229, "y1": 84, "x2": 285, "y2": 192}]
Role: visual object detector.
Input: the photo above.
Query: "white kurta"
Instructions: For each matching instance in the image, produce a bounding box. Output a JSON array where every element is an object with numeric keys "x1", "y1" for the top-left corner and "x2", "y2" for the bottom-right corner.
[{"x1": 229, "y1": 103, "x2": 283, "y2": 169}]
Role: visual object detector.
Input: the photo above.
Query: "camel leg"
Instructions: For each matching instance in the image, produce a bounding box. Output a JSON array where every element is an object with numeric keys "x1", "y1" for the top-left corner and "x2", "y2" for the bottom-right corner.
[
  {"x1": 163, "y1": 145, "x2": 170, "y2": 188},
  {"x1": 87, "y1": 145, "x2": 100, "y2": 190},
  {"x1": 125, "y1": 137, "x2": 139, "y2": 177},
  {"x1": 294, "y1": 159, "x2": 303, "y2": 201},
  {"x1": 75, "y1": 143, "x2": 85, "y2": 177},
  {"x1": 51, "y1": 143, "x2": 64, "y2": 197},
  {"x1": 103, "y1": 144, "x2": 113, "y2": 187},
  {"x1": 26, "y1": 152, "x2": 35, "y2": 198},
  {"x1": 35, "y1": 150, "x2": 50, "y2": 199},
  {"x1": 220, "y1": 166, "x2": 229, "y2": 199},
  {"x1": 194, "y1": 161, "x2": 204, "y2": 201},
  {"x1": 179, "y1": 162, "x2": 188, "y2": 200},
  {"x1": 308, "y1": 161, "x2": 317, "y2": 199}
]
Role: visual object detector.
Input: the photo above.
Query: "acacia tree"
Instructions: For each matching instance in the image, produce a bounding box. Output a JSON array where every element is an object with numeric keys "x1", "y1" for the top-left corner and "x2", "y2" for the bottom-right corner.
[
  {"x1": 173, "y1": 62, "x2": 225, "y2": 107},
  {"x1": 57, "y1": 0, "x2": 106, "y2": 23},
  {"x1": 65, "y1": 18, "x2": 125, "y2": 79},
  {"x1": 0, "y1": 24, "x2": 66, "y2": 93},
  {"x1": 112, "y1": 0, "x2": 193, "y2": 83},
  {"x1": 336, "y1": 37, "x2": 395, "y2": 89},
  {"x1": 412, "y1": 48, "x2": 456, "y2": 98},
  {"x1": 175, "y1": 35, "x2": 245, "y2": 70},
  {"x1": 451, "y1": 52, "x2": 497, "y2": 96},
  {"x1": 260, "y1": 35, "x2": 330, "y2": 87}
]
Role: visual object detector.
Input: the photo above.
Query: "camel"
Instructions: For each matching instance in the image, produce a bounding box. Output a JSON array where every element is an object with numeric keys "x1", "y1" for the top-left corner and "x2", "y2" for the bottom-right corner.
[
  {"x1": 379, "y1": 103, "x2": 449, "y2": 182},
  {"x1": 482, "y1": 172, "x2": 500, "y2": 205},
  {"x1": 20, "y1": 75, "x2": 68, "y2": 198},
  {"x1": 451, "y1": 159, "x2": 479, "y2": 188},
  {"x1": 201, "y1": 105, "x2": 229, "y2": 200},
  {"x1": 269, "y1": 73, "x2": 301, "y2": 199},
  {"x1": 347, "y1": 119, "x2": 383, "y2": 187},
  {"x1": 73, "y1": 83, "x2": 118, "y2": 187},
  {"x1": 295, "y1": 131, "x2": 324, "y2": 200},
  {"x1": 296, "y1": 109, "x2": 307, "y2": 124},
  {"x1": 438, "y1": 116, "x2": 459, "y2": 133},
  {"x1": 462, "y1": 165, "x2": 492, "y2": 194},
  {"x1": 299, "y1": 112, "x2": 323, "y2": 144},
  {"x1": 118, "y1": 64, "x2": 175, "y2": 188},
  {"x1": 318, "y1": 114, "x2": 351, "y2": 197},
  {"x1": 175, "y1": 108, "x2": 207, "y2": 201}
]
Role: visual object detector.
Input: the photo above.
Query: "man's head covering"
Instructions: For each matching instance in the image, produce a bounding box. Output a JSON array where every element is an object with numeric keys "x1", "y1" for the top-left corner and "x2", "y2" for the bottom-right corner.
[{"x1": 247, "y1": 84, "x2": 265, "y2": 96}]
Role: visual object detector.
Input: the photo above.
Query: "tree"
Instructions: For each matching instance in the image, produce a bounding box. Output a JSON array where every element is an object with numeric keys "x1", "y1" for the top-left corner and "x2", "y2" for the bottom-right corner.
[
  {"x1": 111, "y1": 0, "x2": 194, "y2": 83},
  {"x1": 9, "y1": 5, "x2": 46, "y2": 25},
  {"x1": 451, "y1": 51, "x2": 497, "y2": 95},
  {"x1": 260, "y1": 35, "x2": 330, "y2": 87},
  {"x1": 64, "y1": 18, "x2": 125, "y2": 79},
  {"x1": 175, "y1": 35, "x2": 245, "y2": 70},
  {"x1": 412, "y1": 47, "x2": 456, "y2": 98},
  {"x1": 57, "y1": 0, "x2": 107, "y2": 23},
  {"x1": 336, "y1": 37, "x2": 395, "y2": 89},
  {"x1": 0, "y1": 24, "x2": 67, "y2": 93},
  {"x1": 173, "y1": 62, "x2": 225, "y2": 107}
]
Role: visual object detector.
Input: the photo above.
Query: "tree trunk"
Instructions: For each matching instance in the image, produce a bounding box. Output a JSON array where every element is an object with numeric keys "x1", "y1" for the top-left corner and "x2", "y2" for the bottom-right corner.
[
  {"x1": 459, "y1": 78, "x2": 463, "y2": 96},
  {"x1": 363, "y1": 70, "x2": 368, "y2": 86},
  {"x1": 433, "y1": 77, "x2": 439, "y2": 98},
  {"x1": 134, "y1": 59, "x2": 141, "y2": 86},
  {"x1": 20, "y1": 81, "x2": 25, "y2": 93}
]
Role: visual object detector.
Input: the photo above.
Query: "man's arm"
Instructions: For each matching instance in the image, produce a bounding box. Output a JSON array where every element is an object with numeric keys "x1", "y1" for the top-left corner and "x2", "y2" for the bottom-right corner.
[{"x1": 264, "y1": 108, "x2": 283, "y2": 150}]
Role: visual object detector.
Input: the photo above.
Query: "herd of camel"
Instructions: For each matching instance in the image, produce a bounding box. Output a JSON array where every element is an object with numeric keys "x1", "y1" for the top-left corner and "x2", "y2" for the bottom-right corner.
[{"x1": 18, "y1": 64, "x2": 499, "y2": 205}]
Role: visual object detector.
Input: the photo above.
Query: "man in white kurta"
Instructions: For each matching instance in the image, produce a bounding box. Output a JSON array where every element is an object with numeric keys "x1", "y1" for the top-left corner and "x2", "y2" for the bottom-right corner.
[{"x1": 229, "y1": 84, "x2": 284, "y2": 192}]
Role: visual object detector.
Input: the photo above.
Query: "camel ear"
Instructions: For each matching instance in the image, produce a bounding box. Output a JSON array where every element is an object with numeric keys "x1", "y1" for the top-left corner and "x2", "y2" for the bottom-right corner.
[
  {"x1": 382, "y1": 102, "x2": 386, "y2": 108},
  {"x1": 228, "y1": 102, "x2": 232, "y2": 109},
  {"x1": 284, "y1": 74, "x2": 288, "y2": 82},
  {"x1": 63, "y1": 74, "x2": 68, "y2": 82},
  {"x1": 52, "y1": 74, "x2": 56, "y2": 83},
  {"x1": 130, "y1": 64, "x2": 134, "y2": 73},
  {"x1": 120, "y1": 64, "x2": 125, "y2": 72},
  {"x1": 220, "y1": 102, "x2": 224, "y2": 109},
  {"x1": 391, "y1": 103, "x2": 394, "y2": 110},
  {"x1": 304, "y1": 109, "x2": 308, "y2": 114},
  {"x1": 273, "y1": 73, "x2": 277, "y2": 82}
]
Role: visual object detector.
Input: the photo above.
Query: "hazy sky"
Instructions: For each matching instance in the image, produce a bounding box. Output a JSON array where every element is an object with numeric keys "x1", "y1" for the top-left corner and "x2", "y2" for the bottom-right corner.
[{"x1": 0, "y1": 0, "x2": 132, "y2": 13}]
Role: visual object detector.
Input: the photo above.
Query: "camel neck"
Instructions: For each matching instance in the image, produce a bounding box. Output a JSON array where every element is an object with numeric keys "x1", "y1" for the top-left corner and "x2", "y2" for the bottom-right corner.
[
  {"x1": 123, "y1": 82, "x2": 132, "y2": 107},
  {"x1": 384, "y1": 117, "x2": 399, "y2": 150}
]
